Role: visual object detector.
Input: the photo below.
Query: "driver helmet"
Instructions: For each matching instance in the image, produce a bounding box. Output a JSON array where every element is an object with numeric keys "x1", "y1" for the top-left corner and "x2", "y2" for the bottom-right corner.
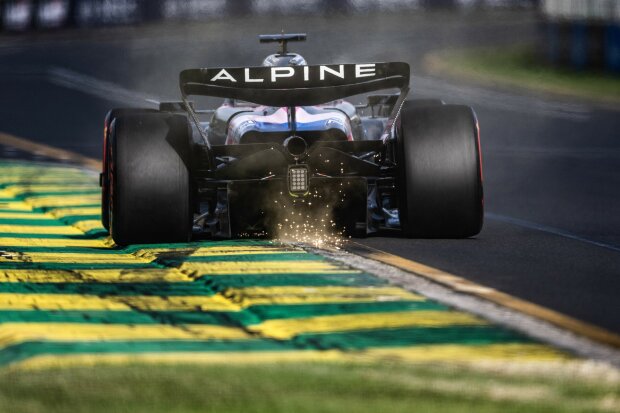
[{"x1": 262, "y1": 53, "x2": 307, "y2": 67}]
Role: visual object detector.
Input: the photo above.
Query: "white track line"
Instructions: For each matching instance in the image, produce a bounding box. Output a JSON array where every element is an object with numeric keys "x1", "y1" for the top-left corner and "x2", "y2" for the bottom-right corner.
[
  {"x1": 412, "y1": 75, "x2": 592, "y2": 121},
  {"x1": 486, "y1": 213, "x2": 620, "y2": 253}
]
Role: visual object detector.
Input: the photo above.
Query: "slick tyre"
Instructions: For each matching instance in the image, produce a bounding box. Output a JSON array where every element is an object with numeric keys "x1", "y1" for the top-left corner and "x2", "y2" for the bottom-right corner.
[
  {"x1": 109, "y1": 112, "x2": 193, "y2": 245},
  {"x1": 397, "y1": 103, "x2": 483, "y2": 238},
  {"x1": 101, "y1": 108, "x2": 155, "y2": 232}
]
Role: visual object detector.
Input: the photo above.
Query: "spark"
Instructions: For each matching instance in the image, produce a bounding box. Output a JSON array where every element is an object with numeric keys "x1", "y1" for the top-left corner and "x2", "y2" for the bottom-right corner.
[{"x1": 274, "y1": 191, "x2": 347, "y2": 249}]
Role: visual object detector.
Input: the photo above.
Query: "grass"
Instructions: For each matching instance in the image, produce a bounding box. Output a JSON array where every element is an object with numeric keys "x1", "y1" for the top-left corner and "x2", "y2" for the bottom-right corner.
[
  {"x1": 0, "y1": 361, "x2": 618, "y2": 413},
  {"x1": 424, "y1": 46, "x2": 620, "y2": 105}
]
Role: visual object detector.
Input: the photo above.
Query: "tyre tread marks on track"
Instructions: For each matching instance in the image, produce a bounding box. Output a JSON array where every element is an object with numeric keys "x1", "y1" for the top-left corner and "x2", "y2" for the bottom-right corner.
[{"x1": 0, "y1": 160, "x2": 565, "y2": 368}]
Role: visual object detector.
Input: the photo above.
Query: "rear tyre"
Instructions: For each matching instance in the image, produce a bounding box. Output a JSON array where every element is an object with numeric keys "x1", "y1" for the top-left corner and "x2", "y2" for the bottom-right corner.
[
  {"x1": 109, "y1": 112, "x2": 193, "y2": 245},
  {"x1": 101, "y1": 108, "x2": 155, "y2": 232},
  {"x1": 397, "y1": 103, "x2": 483, "y2": 238}
]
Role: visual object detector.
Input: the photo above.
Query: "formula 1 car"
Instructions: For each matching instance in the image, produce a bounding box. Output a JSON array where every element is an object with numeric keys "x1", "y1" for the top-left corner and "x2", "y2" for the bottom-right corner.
[{"x1": 100, "y1": 33, "x2": 483, "y2": 245}]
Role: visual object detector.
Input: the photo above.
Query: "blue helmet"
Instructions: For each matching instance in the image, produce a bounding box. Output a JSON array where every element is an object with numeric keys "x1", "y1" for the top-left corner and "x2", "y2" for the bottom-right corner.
[{"x1": 262, "y1": 53, "x2": 307, "y2": 67}]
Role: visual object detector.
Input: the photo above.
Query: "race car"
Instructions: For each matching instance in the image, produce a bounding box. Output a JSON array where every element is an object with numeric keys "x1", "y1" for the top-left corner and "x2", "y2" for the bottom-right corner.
[{"x1": 100, "y1": 33, "x2": 483, "y2": 245}]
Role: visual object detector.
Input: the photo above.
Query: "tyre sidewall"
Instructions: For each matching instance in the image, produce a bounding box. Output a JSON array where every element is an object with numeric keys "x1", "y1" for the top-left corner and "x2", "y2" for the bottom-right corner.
[
  {"x1": 110, "y1": 112, "x2": 192, "y2": 245},
  {"x1": 397, "y1": 104, "x2": 483, "y2": 238}
]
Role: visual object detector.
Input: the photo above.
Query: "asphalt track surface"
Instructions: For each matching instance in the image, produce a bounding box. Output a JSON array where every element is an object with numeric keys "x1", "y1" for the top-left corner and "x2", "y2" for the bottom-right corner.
[{"x1": 0, "y1": 10, "x2": 618, "y2": 337}]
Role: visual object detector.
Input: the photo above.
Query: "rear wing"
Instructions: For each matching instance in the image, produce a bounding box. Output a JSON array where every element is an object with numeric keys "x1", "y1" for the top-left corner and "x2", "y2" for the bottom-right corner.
[
  {"x1": 179, "y1": 62, "x2": 410, "y2": 107},
  {"x1": 179, "y1": 62, "x2": 410, "y2": 154}
]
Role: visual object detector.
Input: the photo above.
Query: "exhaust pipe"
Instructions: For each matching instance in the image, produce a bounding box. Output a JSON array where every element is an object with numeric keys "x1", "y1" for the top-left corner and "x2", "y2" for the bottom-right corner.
[{"x1": 283, "y1": 135, "x2": 308, "y2": 158}]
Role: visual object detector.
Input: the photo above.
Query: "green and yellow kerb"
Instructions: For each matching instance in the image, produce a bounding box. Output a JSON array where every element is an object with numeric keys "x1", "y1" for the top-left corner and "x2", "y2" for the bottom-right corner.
[{"x1": 0, "y1": 160, "x2": 565, "y2": 369}]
